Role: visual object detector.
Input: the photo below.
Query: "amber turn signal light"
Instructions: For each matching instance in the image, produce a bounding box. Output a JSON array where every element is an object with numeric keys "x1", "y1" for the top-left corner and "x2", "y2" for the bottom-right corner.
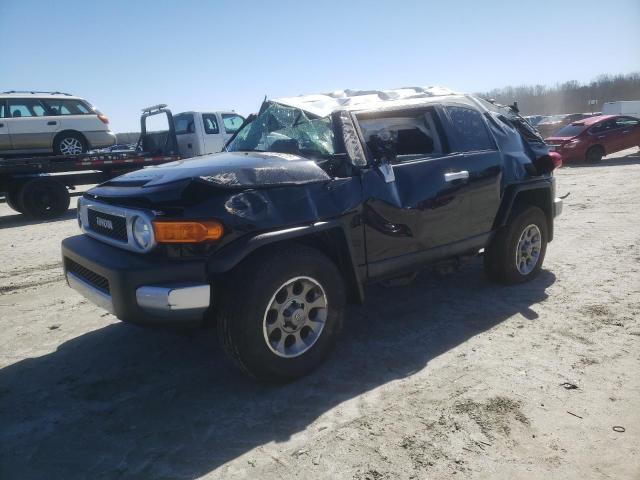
[
  {"x1": 153, "y1": 220, "x2": 224, "y2": 243},
  {"x1": 97, "y1": 114, "x2": 109, "y2": 124}
]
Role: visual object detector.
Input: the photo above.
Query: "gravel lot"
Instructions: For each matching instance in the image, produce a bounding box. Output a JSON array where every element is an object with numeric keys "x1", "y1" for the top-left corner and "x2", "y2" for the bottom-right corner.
[{"x1": 1, "y1": 148, "x2": 639, "y2": 479}]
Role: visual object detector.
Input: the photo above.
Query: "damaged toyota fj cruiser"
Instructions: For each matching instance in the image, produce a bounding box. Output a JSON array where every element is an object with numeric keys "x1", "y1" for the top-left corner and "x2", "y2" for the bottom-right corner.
[{"x1": 62, "y1": 87, "x2": 563, "y2": 381}]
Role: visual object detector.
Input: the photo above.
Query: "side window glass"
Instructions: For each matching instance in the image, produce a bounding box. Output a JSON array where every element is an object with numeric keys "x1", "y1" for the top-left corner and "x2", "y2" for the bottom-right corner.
[
  {"x1": 615, "y1": 117, "x2": 639, "y2": 128},
  {"x1": 446, "y1": 106, "x2": 495, "y2": 152},
  {"x1": 357, "y1": 109, "x2": 446, "y2": 164},
  {"x1": 44, "y1": 99, "x2": 92, "y2": 115},
  {"x1": 202, "y1": 114, "x2": 219, "y2": 134},
  {"x1": 8, "y1": 99, "x2": 47, "y2": 117},
  {"x1": 222, "y1": 114, "x2": 244, "y2": 134},
  {"x1": 174, "y1": 113, "x2": 195, "y2": 135},
  {"x1": 0, "y1": 102, "x2": 5, "y2": 118},
  {"x1": 591, "y1": 120, "x2": 616, "y2": 134}
]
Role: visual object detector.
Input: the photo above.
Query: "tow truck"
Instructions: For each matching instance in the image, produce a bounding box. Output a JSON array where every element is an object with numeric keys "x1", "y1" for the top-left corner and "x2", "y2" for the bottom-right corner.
[{"x1": 0, "y1": 104, "x2": 181, "y2": 219}]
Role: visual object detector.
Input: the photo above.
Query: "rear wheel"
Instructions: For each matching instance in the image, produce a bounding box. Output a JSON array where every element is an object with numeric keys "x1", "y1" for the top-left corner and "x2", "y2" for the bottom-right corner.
[
  {"x1": 585, "y1": 145, "x2": 604, "y2": 163},
  {"x1": 217, "y1": 245, "x2": 345, "y2": 382},
  {"x1": 19, "y1": 178, "x2": 70, "y2": 219},
  {"x1": 484, "y1": 206, "x2": 548, "y2": 284},
  {"x1": 6, "y1": 189, "x2": 24, "y2": 213},
  {"x1": 53, "y1": 132, "x2": 87, "y2": 156}
]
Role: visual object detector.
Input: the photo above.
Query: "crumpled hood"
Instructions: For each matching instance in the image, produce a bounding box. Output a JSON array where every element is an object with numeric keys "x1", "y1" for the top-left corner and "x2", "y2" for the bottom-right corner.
[{"x1": 110, "y1": 151, "x2": 331, "y2": 188}]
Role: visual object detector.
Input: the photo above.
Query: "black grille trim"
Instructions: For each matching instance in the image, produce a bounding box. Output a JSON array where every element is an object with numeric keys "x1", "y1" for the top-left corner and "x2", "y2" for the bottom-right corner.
[
  {"x1": 88, "y1": 209, "x2": 128, "y2": 242},
  {"x1": 65, "y1": 258, "x2": 110, "y2": 294}
]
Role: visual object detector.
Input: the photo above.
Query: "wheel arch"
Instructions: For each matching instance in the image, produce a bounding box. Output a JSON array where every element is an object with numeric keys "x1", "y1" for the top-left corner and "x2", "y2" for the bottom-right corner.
[
  {"x1": 207, "y1": 221, "x2": 365, "y2": 304},
  {"x1": 494, "y1": 182, "x2": 554, "y2": 241}
]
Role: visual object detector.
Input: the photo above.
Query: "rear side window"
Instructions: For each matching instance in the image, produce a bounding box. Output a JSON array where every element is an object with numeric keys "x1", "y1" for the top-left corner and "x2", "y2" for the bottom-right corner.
[
  {"x1": 615, "y1": 117, "x2": 639, "y2": 128},
  {"x1": 8, "y1": 98, "x2": 47, "y2": 117},
  {"x1": 202, "y1": 114, "x2": 219, "y2": 134},
  {"x1": 174, "y1": 113, "x2": 195, "y2": 135},
  {"x1": 222, "y1": 113, "x2": 244, "y2": 134},
  {"x1": 446, "y1": 105, "x2": 495, "y2": 152},
  {"x1": 357, "y1": 108, "x2": 446, "y2": 164},
  {"x1": 43, "y1": 99, "x2": 92, "y2": 115}
]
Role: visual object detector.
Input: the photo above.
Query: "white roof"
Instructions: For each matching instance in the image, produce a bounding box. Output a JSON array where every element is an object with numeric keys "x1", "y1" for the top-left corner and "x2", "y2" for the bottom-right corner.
[
  {"x1": 0, "y1": 91, "x2": 82, "y2": 100},
  {"x1": 274, "y1": 86, "x2": 462, "y2": 117}
]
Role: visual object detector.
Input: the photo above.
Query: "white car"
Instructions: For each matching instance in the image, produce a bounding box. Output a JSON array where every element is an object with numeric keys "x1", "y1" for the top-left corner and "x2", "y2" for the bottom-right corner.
[
  {"x1": 172, "y1": 111, "x2": 245, "y2": 157},
  {"x1": 0, "y1": 91, "x2": 116, "y2": 156}
]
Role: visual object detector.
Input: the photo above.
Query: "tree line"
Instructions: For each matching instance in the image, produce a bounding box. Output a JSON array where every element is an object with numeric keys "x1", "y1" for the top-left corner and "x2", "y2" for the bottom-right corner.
[{"x1": 477, "y1": 72, "x2": 640, "y2": 115}]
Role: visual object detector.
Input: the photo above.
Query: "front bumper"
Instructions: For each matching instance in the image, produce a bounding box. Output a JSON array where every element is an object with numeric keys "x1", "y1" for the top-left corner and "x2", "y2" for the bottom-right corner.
[
  {"x1": 554, "y1": 197, "x2": 563, "y2": 217},
  {"x1": 62, "y1": 235, "x2": 210, "y2": 325}
]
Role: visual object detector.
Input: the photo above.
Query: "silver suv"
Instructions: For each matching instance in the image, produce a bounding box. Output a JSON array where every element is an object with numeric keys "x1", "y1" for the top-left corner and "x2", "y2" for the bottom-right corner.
[{"x1": 0, "y1": 91, "x2": 116, "y2": 156}]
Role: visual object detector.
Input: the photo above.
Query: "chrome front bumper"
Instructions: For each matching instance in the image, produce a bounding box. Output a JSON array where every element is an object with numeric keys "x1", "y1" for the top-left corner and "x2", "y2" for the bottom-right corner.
[{"x1": 66, "y1": 271, "x2": 210, "y2": 319}]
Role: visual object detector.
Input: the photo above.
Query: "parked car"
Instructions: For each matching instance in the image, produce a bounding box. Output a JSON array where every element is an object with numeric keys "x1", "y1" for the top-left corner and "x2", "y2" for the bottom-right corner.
[
  {"x1": 545, "y1": 114, "x2": 640, "y2": 162},
  {"x1": 602, "y1": 100, "x2": 640, "y2": 119},
  {"x1": 0, "y1": 91, "x2": 116, "y2": 156},
  {"x1": 61, "y1": 87, "x2": 562, "y2": 382},
  {"x1": 172, "y1": 111, "x2": 245, "y2": 157},
  {"x1": 524, "y1": 115, "x2": 544, "y2": 126},
  {"x1": 536, "y1": 113, "x2": 595, "y2": 138}
]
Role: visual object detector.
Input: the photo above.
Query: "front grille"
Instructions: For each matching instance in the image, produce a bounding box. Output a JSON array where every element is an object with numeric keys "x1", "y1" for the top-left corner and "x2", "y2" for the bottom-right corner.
[
  {"x1": 65, "y1": 258, "x2": 110, "y2": 294},
  {"x1": 88, "y1": 209, "x2": 127, "y2": 242}
]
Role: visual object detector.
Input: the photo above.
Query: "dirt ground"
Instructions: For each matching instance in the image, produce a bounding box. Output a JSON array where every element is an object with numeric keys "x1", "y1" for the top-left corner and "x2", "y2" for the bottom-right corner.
[{"x1": 1, "y1": 148, "x2": 639, "y2": 480}]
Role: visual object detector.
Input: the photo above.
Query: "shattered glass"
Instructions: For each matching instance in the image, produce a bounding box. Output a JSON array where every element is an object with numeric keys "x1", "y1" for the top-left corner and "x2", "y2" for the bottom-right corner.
[{"x1": 227, "y1": 103, "x2": 338, "y2": 160}]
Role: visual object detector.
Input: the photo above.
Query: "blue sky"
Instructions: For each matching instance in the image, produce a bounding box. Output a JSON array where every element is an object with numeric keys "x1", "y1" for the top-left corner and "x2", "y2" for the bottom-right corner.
[{"x1": 1, "y1": 0, "x2": 639, "y2": 132}]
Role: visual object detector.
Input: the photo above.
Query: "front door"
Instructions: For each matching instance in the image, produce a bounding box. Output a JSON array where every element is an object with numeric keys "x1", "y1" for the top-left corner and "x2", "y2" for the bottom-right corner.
[
  {"x1": 221, "y1": 113, "x2": 245, "y2": 144},
  {"x1": 358, "y1": 104, "x2": 502, "y2": 278}
]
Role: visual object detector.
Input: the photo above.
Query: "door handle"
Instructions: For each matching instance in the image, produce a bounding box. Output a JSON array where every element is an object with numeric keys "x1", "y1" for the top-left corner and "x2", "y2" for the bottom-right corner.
[
  {"x1": 47, "y1": 121, "x2": 57, "y2": 125},
  {"x1": 444, "y1": 170, "x2": 469, "y2": 182},
  {"x1": 597, "y1": 135, "x2": 605, "y2": 139}
]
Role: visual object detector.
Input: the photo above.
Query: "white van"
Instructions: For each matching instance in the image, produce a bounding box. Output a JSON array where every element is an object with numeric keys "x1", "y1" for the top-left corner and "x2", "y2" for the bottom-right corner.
[
  {"x1": 0, "y1": 91, "x2": 116, "y2": 156},
  {"x1": 172, "y1": 111, "x2": 244, "y2": 158},
  {"x1": 602, "y1": 101, "x2": 640, "y2": 119}
]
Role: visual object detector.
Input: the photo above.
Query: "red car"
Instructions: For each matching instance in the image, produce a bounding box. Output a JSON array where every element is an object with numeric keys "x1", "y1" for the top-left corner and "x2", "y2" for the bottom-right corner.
[{"x1": 545, "y1": 115, "x2": 640, "y2": 162}]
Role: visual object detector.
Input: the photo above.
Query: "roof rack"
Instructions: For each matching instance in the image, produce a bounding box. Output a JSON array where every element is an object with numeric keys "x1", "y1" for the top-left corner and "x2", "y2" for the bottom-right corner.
[
  {"x1": 141, "y1": 104, "x2": 168, "y2": 114},
  {"x1": 2, "y1": 90, "x2": 73, "y2": 96}
]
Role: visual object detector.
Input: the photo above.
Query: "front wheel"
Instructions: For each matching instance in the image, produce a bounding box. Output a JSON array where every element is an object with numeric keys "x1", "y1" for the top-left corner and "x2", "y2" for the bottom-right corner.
[
  {"x1": 484, "y1": 206, "x2": 548, "y2": 284},
  {"x1": 217, "y1": 245, "x2": 345, "y2": 382}
]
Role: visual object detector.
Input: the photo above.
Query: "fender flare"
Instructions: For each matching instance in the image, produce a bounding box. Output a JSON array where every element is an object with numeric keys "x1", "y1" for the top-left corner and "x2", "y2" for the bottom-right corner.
[
  {"x1": 206, "y1": 220, "x2": 365, "y2": 303},
  {"x1": 494, "y1": 179, "x2": 554, "y2": 241}
]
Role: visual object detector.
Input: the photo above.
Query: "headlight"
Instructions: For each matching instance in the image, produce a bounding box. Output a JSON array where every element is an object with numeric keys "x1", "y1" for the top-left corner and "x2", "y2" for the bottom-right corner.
[{"x1": 132, "y1": 216, "x2": 153, "y2": 249}]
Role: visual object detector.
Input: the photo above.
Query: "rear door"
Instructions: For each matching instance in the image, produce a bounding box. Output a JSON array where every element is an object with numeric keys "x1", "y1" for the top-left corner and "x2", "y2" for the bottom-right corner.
[
  {"x1": 359, "y1": 104, "x2": 502, "y2": 271},
  {"x1": 173, "y1": 112, "x2": 199, "y2": 157},
  {"x1": 614, "y1": 116, "x2": 640, "y2": 150},
  {"x1": 0, "y1": 100, "x2": 10, "y2": 150},
  {"x1": 201, "y1": 113, "x2": 225, "y2": 154},
  {"x1": 6, "y1": 98, "x2": 56, "y2": 150},
  {"x1": 41, "y1": 98, "x2": 104, "y2": 137}
]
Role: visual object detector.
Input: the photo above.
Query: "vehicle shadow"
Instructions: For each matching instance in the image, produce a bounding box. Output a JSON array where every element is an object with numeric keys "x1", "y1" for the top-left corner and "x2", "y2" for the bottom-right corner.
[
  {"x1": 0, "y1": 262, "x2": 555, "y2": 479},
  {"x1": 562, "y1": 150, "x2": 640, "y2": 168},
  {"x1": 0, "y1": 207, "x2": 77, "y2": 229}
]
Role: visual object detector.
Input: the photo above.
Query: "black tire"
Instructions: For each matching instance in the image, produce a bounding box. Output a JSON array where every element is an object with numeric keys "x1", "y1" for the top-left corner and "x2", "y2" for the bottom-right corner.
[
  {"x1": 53, "y1": 132, "x2": 87, "y2": 156},
  {"x1": 6, "y1": 189, "x2": 24, "y2": 213},
  {"x1": 217, "y1": 244, "x2": 345, "y2": 382},
  {"x1": 19, "y1": 178, "x2": 70, "y2": 219},
  {"x1": 484, "y1": 206, "x2": 548, "y2": 284},
  {"x1": 585, "y1": 145, "x2": 604, "y2": 163}
]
